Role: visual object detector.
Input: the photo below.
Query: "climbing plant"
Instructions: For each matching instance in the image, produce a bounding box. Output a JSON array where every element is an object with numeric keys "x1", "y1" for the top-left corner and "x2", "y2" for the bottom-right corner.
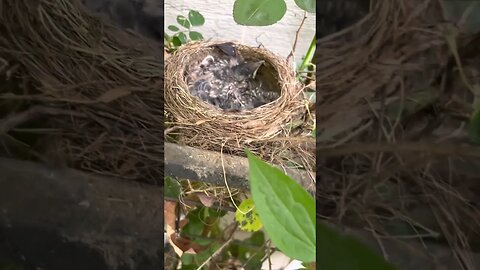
[{"x1": 165, "y1": 10, "x2": 205, "y2": 50}]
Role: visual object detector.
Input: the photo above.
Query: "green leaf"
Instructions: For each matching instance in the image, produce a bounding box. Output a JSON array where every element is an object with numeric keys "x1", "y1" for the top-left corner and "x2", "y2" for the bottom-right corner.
[
  {"x1": 195, "y1": 242, "x2": 222, "y2": 265},
  {"x1": 318, "y1": 223, "x2": 397, "y2": 270},
  {"x1": 236, "y1": 232, "x2": 266, "y2": 270},
  {"x1": 182, "y1": 208, "x2": 206, "y2": 236},
  {"x1": 245, "y1": 231, "x2": 265, "y2": 246},
  {"x1": 180, "y1": 253, "x2": 195, "y2": 265},
  {"x1": 177, "y1": 32, "x2": 188, "y2": 44},
  {"x1": 233, "y1": 0, "x2": 287, "y2": 26},
  {"x1": 168, "y1": 25, "x2": 180, "y2": 32},
  {"x1": 246, "y1": 150, "x2": 315, "y2": 262},
  {"x1": 468, "y1": 109, "x2": 480, "y2": 144},
  {"x1": 188, "y1": 10, "x2": 205, "y2": 26},
  {"x1": 442, "y1": 0, "x2": 480, "y2": 34},
  {"x1": 204, "y1": 207, "x2": 227, "y2": 218},
  {"x1": 192, "y1": 237, "x2": 214, "y2": 246},
  {"x1": 235, "y1": 198, "x2": 263, "y2": 232},
  {"x1": 164, "y1": 177, "x2": 181, "y2": 198},
  {"x1": 189, "y1": 31, "x2": 204, "y2": 41},
  {"x1": 172, "y1": 36, "x2": 182, "y2": 47},
  {"x1": 177, "y1": 15, "x2": 191, "y2": 29},
  {"x1": 294, "y1": 0, "x2": 315, "y2": 13}
]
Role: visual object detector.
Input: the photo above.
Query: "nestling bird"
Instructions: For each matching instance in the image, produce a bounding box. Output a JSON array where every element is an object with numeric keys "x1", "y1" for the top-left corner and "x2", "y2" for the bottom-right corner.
[{"x1": 186, "y1": 43, "x2": 279, "y2": 112}]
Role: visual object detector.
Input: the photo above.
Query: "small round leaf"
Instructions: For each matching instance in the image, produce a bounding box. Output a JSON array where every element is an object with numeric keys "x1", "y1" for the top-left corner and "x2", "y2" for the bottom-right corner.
[
  {"x1": 177, "y1": 32, "x2": 187, "y2": 44},
  {"x1": 235, "y1": 198, "x2": 263, "y2": 232},
  {"x1": 189, "y1": 31, "x2": 204, "y2": 41},
  {"x1": 294, "y1": 0, "x2": 315, "y2": 13},
  {"x1": 188, "y1": 10, "x2": 205, "y2": 26},
  {"x1": 177, "y1": 15, "x2": 191, "y2": 29},
  {"x1": 233, "y1": 0, "x2": 287, "y2": 26},
  {"x1": 172, "y1": 36, "x2": 182, "y2": 47},
  {"x1": 167, "y1": 25, "x2": 179, "y2": 32}
]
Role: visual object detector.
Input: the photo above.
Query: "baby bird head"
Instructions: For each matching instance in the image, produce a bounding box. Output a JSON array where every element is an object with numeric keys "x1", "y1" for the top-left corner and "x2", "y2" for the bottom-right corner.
[
  {"x1": 199, "y1": 55, "x2": 215, "y2": 69},
  {"x1": 232, "y1": 60, "x2": 265, "y2": 81}
]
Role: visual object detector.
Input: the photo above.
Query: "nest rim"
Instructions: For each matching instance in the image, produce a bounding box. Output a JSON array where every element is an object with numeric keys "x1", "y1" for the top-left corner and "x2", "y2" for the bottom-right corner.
[{"x1": 165, "y1": 40, "x2": 307, "y2": 142}]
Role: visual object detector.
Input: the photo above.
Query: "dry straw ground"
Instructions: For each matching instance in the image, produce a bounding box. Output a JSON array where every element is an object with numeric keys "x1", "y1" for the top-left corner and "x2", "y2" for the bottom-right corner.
[{"x1": 318, "y1": 0, "x2": 480, "y2": 268}]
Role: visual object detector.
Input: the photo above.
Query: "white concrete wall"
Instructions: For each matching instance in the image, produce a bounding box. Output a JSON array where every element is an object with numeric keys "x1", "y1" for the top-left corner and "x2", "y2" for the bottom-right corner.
[{"x1": 165, "y1": 0, "x2": 315, "y2": 65}]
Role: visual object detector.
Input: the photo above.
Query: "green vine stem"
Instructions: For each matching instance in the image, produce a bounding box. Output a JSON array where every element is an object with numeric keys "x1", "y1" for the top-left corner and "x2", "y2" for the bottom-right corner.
[{"x1": 297, "y1": 34, "x2": 316, "y2": 79}]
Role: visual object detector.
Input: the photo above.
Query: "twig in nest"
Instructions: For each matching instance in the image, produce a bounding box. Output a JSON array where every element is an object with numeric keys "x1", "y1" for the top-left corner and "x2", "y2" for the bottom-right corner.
[{"x1": 286, "y1": 11, "x2": 308, "y2": 64}]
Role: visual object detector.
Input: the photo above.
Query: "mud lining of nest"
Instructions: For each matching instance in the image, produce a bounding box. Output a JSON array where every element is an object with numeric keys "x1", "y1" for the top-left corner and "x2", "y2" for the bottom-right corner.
[
  {"x1": 0, "y1": 0, "x2": 164, "y2": 184},
  {"x1": 318, "y1": 0, "x2": 480, "y2": 267},
  {"x1": 165, "y1": 40, "x2": 314, "y2": 169}
]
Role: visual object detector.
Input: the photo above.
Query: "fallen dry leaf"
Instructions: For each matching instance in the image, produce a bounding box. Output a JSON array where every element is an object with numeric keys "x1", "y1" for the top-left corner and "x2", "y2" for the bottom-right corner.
[
  {"x1": 198, "y1": 193, "x2": 215, "y2": 207},
  {"x1": 164, "y1": 201, "x2": 184, "y2": 256}
]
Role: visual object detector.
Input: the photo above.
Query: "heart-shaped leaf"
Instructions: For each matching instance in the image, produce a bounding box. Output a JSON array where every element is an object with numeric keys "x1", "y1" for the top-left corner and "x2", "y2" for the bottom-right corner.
[
  {"x1": 172, "y1": 36, "x2": 182, "y2": 47},
  {"x1": 246, "y1": 150, "x2": 315, "y2": 262},
  {"x1": 177, "y1": 15, "x2": 191, "y2": 29},
  {"x1": 233, "y1": 0, "x2": 287, "y2": 26},
  {"x1": 177, "y1": 32, "x2": 187, "y2": 44},
  {"x1": 294, "y1": 0, "x2": 315, "y2": 13},
  {"x1": 188, "y1": 10, "x2": 205, "y2": 26},
  {"x1": 189, "y1": 31, "x2": 204, "y2": 41}
]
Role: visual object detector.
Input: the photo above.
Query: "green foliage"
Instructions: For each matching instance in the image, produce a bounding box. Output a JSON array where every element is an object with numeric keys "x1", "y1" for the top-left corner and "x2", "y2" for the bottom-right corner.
[
  {"x1": 164, "y1": 176, "x2": 181, "y2": 198},
  {"x1": 180, "y1": 242, "x2": 222, "y2": 269},
  {"x1": 297, "y1": 35, "x2": 316, "y2": 77},
  {"x1": 246, "y1": 150, "x2": 398, "y2": 267},
  {"x1": 181, "y1": 207, "x2": 227, "y2": 238},
  {"x1": 468, "y1": 109, "x2": 480, "y2": 144},
  {"x1": 177, "y1": 204, "x2": 268, "y2": 269},
  {"x1": 189, "y1": 31, "x2": 203, "y2": 41},
  {"x1": 294, "y1": 0, "x2": 315, "y2": 13},
  {"x1": 442, "y1": 0, "x2": 480, "y2": 34},
  {"x1": 233, "y1": 0, "x2": 287, "y2": 26},
  {"x1": 188, "y1": 10, "x2": 205, "y2": 26},
  {"x1": 177, "y1": 15, "x2": 191, "y2": 29},
  {"x1": 232, "y1": 0, "x2": 314, "y2": 27},
  {"x1": 168, "y1": 25, "x2": 179, "y2": 31},
  {"x1": 235, "y1": 198, "x2": 263, "y2": 232},
  {"x1": 245, "y1": 149, "x2": 316, "y2": 262},
  {"x1": 225, "y1": 231, "x2": 266, "y2": 270},
  {"x1": 317, "y1": 223, "x2": 397, "y2": 270},
  {"x1": 165, "y1": 10, "x2": 205, "y2": 51}
]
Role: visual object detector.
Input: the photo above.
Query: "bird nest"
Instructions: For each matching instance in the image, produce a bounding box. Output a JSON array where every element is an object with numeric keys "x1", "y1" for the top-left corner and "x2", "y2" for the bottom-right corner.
[{"x1": 165, "y1": 41, "x2": 312, "y2": 165}]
